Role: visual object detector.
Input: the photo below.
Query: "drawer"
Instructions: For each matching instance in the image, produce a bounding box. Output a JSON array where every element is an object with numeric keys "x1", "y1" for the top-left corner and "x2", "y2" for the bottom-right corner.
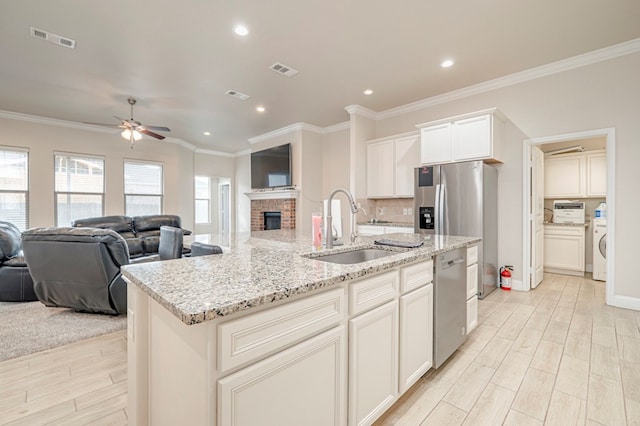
[
  {"x1": 466, "y1": 295, "x2": 478, "y2": 334},
  {"x1": 218, "y1": 287, "x2": 344, "y2": 374},
  {"x1": 386, "y1": 226, "x2": 414, "y2": 234},
  {"x1": 349, "y1": 270, "x2": 399, "y2": 316},
  {"x1": 467, "y1": 245, "x2": 478, "y2": 266},
  {"x1": 466, "y1": 263, "x2": 478, "y2": 299},
  {"x1": 400, "y1": 259, "x2": 433, "y2": 294},
  {"x1": 357, "y1": 225, "x2": 386, "y2": 236}
]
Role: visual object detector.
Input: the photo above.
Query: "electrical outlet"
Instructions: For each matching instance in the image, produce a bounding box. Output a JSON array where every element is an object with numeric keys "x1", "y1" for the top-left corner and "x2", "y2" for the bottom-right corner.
[
  {"x1": 377, "y1": 207, "x2": 384, "y2": 216},
  {"x1": 357, "y1": 202, "x2": 362, "y2": 209},
  {"x1": 408, "y1": 208, "x2": 412, "y2": 215},
  {"x1": 403, "y1": 208, "x2": 408, "y2": 215}
]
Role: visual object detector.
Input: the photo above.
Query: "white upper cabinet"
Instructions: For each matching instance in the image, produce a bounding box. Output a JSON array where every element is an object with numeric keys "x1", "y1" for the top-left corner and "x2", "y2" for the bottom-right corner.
[
  {"x1": 418, "y1": 109, "x2": 504, "y2": 165},
  {"x1": 544, "y1": 150, "x2": 606, "y2": 198},
  {"x1": 366, "y1": 133, "x2": 419, "y2": 198}
]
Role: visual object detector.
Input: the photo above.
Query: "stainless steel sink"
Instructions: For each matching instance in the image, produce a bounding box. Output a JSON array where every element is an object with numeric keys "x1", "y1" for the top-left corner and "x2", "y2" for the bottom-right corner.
[{"x1": 311, "y1": 248, "x2": 396, "y2": 265}]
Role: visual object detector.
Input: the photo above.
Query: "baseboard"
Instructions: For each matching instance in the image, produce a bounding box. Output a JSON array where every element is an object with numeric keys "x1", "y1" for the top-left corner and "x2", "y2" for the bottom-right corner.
[
  {"x1": 509, "y1": 279, "x2": 526, "y2": 292},
  {"x1": 610, "y1": 295, "x2": 640, "y2": 311},
  {"x1": 544, "y1": 267, "x2": 585, "y2": 277}
]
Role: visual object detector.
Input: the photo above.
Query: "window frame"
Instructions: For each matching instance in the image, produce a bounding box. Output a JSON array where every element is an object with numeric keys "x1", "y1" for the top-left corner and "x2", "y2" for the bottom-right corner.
[
  {"x1": 123, "y1": 159, "x2": 164, "y2": 217},
  {"x1": 0, "y1": 146, "x2": 29, "y2": 230},
  {"x1": 53, "y1": 152, "x2": 105, "y2": 227},
  {"x1": 194, "y1": 176, "x2": 211, "y2": 224}
]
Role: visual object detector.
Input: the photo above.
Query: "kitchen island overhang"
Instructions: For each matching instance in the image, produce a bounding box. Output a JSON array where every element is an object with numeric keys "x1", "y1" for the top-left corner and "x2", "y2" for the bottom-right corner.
[{"x1": 122, "y1": 230, "x2": 480, "y2": 426}]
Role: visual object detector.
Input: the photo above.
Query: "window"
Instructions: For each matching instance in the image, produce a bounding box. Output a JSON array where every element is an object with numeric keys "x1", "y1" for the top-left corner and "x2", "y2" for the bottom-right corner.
[
  {"x1": 195, "y1": 176, "x2": 210, "y2": 224},
  {"x1": 54, "y1": 153, "x2": 105, "y2": 227},
  {"x1": 0, "y1": 148, "x2": 29, "y2": 230},
  {"x1": 124, "y1": 161, "x2": 163, "y2": 216}
]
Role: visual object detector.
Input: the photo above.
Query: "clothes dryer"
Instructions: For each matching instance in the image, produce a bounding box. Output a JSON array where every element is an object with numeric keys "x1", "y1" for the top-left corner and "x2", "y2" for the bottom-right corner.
[{"x1": 593, "y1": 218, "x2": 607, "y2": 281}]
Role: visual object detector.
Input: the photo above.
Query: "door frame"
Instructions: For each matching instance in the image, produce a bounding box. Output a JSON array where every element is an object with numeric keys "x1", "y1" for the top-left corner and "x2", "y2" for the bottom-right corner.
[{"x1": 522, "y1": 128, "x2": 616, "y2": 306}]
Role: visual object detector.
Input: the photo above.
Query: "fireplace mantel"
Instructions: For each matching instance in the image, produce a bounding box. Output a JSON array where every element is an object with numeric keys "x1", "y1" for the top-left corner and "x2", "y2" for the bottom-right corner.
[{"x1": 245, "y1": 189, "x2": 300, "y2": 201}]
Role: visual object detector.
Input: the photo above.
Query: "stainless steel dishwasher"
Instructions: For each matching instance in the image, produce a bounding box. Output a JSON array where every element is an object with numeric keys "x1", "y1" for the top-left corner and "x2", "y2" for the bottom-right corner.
[{"x1": 433, "y1": 247, "x2": 467, "y2": 368}]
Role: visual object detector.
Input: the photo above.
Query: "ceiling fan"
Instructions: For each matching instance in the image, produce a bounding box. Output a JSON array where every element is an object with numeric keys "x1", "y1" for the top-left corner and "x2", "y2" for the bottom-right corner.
[{"x1": 86, "y1": 97, "x2": 171, "y2": 148}]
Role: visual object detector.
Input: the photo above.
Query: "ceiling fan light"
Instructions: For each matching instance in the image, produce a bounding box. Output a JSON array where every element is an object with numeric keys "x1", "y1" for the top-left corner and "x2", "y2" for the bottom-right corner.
[{"x1": 121, "y1": 129, "x2": 142, "y2": 141}]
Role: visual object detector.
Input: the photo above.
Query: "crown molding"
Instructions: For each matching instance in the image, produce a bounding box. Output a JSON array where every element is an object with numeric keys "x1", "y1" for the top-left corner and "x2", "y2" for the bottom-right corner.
[
  {"x1": 248, "y1": 122, "x2": 306, "y2": 144},
  {"x1": 0, "y1": 109, "x2": 117, "y2": 134},
  {"x1": 193, "y1": 148, "x2": 235, "y2": 158},
  {"x1": 235, "y1": 148, "x2": 252, "y2": 156},
  {"x1": 378, "y1": 37, "x2": 640, "y2": 120},
  {"x1": 323, "y1": 121, "x2": 350, "y2": 134},
  {"x1": 344, "y1": 105, "x2": 377, "y2": 120}
]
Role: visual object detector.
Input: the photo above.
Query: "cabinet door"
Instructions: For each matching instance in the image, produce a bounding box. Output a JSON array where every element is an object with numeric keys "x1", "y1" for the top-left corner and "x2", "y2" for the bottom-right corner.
[
  {"x1": 357, "y1": 225, "x2": 386, "y2": 236},
  {"x1": 543, "y1": 227, "x2": 585, "y2": 272},
  {"x1": 453, "y1": 114, "x2": 491, "y2": 161},
  {"x1": 384, "y1": 226, "x2": 414, "y2": 235},
  {"x1": 349, "y1": 300, "x2": 399, "y2": 426},
  {"x1": 367, "y1": 140, "x2": 395, "y2": 197},
  {"x1": 466, "y1": 296, "x2": 478, "y2": 334},
  {"x1": 544, "y1": 155, "x2": 585, "y2": 198},
  {"x1": 420, "y1": 123, "x2": 452, "y2": 165},
  {"x1": 399, "y1": 284, "x2": 433, "y2": 393},
  {"x1": 586, "y1": 152, "x2": 607, "y2": 197},
  {"x1": 218, "y1": 326, "x2": 346, "y2": 426},
  {"x1": 466, "y1": 263, "x2": 478, "y2": 299},
  {"x1": 394, "y1": 135, "x2": 420, "y2": 197}
]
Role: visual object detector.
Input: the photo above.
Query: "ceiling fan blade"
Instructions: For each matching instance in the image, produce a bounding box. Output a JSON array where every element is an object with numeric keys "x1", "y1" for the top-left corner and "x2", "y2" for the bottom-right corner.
[
  {"x1": 139, "y1": 129, "x2": 166, "y2": 140},
  {"x1": 113, "y1": 115, "x2": 127, "y2": 123},
  {"x1": 141, "y1": 125, "x2": 171, "y2": 132}
]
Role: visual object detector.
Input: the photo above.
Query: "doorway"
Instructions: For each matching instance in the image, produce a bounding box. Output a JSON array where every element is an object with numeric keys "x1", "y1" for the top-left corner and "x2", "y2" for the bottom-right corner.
[
  {"x1": 523, "y1": 128, "x2": 615, "y2": 305},
  {"x1": 219, "y1": 181, "x2": 230, "y2": 234}
]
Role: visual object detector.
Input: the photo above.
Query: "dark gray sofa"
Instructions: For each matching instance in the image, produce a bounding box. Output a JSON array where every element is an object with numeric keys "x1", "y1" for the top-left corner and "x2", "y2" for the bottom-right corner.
[
  {"x1": 71, "y1": 214, "x2": 191, "y2": 260},
  {"x1": 22, "y1": 227, "x2": 129, "y2": 315},
  {"x1": 0, "y1": 221, "x2": 37, "y2": 302}
]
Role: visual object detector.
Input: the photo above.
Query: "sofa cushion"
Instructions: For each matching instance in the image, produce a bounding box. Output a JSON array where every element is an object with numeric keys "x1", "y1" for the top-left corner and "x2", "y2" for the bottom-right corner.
[
  {"x1": 72, "y1": 215, "x2": 134, "y2": 234},
  {"x1": 126, "y1": 238, "x2": 144, "y2": 258},
  {"x1": 0, "y1": 221, "x2": 22, "y2": 262},
  {"x1": 141, "y1": 235, "x2": 160, "y2": 255},
  {"x1": 3, "y1": 253, "x2": 27, "y2": 267}
]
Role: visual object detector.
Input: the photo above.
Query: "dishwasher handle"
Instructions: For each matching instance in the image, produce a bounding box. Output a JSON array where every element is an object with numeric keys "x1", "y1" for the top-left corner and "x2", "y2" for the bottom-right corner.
[{"x1": 441, "y1": 256, "x2": 465, "y2": 269}]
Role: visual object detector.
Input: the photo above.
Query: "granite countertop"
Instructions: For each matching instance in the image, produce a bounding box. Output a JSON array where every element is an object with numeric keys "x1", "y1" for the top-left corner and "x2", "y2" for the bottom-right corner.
[
  {"x1": 121, "y1": 230, "x2": 480, "y2": 326},
  {"x1": 357, "y1": 222, "x2": 414, "y2": 228},
  {"x1": 543, "y1": 222, "x2": 589, "y2": 227}
]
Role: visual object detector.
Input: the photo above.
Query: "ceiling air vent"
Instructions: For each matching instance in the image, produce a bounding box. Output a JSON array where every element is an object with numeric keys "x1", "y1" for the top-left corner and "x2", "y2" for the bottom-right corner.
[
  {"x1": 30, "y1": 27, "x2": 76, "y2": 49},
  {"x1": 269, "y1": 62, "x2": 299, "y2": 77},
  {"x1": 225, "y1": 90, "x2": 250, "y2": 100}
]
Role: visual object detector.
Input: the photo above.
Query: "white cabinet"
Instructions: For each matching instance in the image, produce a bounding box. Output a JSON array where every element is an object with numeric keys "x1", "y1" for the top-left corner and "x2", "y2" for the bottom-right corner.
[
  {"x1": 349, "y1": 300, "x2": 399, "y2": 426},
  {"x1": 218, "y1": 326, "x2": 346, "y2": 426},
  {"x1": 543, "y1": 225, "x2": 585, "y2": 275},
  {"x1": 544, "y1": 150, "x2": 606, "y2": 198},
  {"x1": 466, "y1": 245, "x2": 479, "y2": 334},
  {"x1": 367, "y1": 134, "x2": 419, "y2": 198},
  {"x1": 399, "y1": 284, "x2": 433, "y2": 393},
  {"x1": 418, "y1": 109, "x2": 504, "y2": 165},
  {"x1": 586, "y1": 152, "x2": 607, "y2": 197}
]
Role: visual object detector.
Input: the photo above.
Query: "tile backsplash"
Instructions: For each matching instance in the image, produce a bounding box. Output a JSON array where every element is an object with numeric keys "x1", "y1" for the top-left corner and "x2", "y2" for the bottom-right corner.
[{"x1": 356, "y1": 198, "x2": 414, "y2": 224}]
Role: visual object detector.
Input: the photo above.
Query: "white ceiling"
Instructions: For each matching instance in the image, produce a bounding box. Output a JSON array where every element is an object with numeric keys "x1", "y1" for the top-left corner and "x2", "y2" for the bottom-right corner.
[{"x1": 1, "y1": 0, "x2": 640, "y2": 153}]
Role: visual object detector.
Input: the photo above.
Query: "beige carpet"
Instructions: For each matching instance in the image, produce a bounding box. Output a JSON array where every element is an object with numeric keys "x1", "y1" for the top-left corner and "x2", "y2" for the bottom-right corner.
[{"x1": 0, "y1": 301, "x2": 127, "y2": 361}]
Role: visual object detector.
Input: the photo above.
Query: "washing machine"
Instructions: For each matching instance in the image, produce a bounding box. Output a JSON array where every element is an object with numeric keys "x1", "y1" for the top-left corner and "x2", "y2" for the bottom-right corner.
[{"x1": 593, "y1": 218, "x2": 607, "y2": 281}]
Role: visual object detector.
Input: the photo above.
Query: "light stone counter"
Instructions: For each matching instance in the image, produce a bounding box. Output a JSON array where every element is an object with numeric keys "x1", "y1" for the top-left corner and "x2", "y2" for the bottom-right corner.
[{"x1": 121, "y1": 230, "x2": 480, "y2": 325}]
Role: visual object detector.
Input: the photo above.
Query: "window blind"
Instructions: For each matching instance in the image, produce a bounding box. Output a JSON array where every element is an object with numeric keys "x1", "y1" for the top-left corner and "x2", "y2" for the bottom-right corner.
[
  {"x1": 195, "y1": 176, "x2": 210, "y2": 224},
  {"x1": 124, "y1": 161, "x2": 163, "y2": 216},
  {"x1": 0, "y1": 148, "x2": 29, "y2": 230},
  {"x1": 54, "y1": 154, "x2": 104, "y2": 226}
]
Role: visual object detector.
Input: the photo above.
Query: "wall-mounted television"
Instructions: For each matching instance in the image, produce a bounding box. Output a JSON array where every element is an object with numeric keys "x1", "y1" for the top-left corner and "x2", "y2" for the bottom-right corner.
[{"x1": 251, "y1": 143, "x2": 292, "y2": 189}]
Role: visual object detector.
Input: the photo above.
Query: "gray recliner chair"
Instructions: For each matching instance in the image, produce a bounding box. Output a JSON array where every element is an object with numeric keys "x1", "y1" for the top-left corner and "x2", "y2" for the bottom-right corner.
[
  {"x1": 0, "y1": 221, "x2": 37, "y2": 302},
  {"x1": 22, "y1": 227, "x2": 129, "y2": 315},
  {"x1": 190, "y1": 241, "x2": 223, "y2": 257},
  {"x1": 158, "y1": 226, "x2": 183, "y2": 260}
]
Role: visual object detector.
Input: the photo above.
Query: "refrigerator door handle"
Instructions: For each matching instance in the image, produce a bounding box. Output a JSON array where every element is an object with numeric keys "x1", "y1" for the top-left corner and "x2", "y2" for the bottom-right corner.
[
  {"x1": 435, "y1": 184, "x2": 441, "y2": 234},
  {"x1": 439, "y1": 184, "x2": 446, "y2": 234}
]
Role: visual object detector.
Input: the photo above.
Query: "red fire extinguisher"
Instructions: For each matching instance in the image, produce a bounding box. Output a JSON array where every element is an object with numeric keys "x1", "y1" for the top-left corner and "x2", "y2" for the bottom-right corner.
[{"x1": 500, "y1": 266, "x2": 513, "y2": 291}]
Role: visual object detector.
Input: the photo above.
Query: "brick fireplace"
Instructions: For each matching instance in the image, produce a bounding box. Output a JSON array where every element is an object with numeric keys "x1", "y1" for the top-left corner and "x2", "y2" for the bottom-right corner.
[{"x1": 250, "y1": 198, "x2": 296, "y2": 231}]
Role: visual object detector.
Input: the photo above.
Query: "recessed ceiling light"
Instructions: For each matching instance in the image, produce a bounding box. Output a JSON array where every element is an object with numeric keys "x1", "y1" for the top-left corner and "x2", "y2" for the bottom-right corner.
[
  {"x1": 363, "y1": 89, "x2": 373, "y2": 95},
  {"x1": 256, "y1": 106, "x2": 265, "y2": 113},
  {"x1": 234, "y1": 24, "x2": 249, "y2": 36},
  {"x1": 203, "y1": 131, "x2": 211, "y2": 136},
  {"x1": 441, "y1": 59, "x2": 455, "y2": 68}
]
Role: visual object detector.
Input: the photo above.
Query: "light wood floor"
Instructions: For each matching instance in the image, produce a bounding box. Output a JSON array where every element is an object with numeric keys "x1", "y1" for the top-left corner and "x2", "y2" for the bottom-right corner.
[{"x1": 1, "y1": 273, "x2": 638, "y2": 425}]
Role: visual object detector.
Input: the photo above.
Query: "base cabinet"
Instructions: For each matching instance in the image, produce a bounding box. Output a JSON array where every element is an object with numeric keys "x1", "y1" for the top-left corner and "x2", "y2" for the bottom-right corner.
[
  {"x1": 399, "y1": 284, "x2": 433, "y2": 393},
  {"x1": 349, "y1": 300, "x2": 399, "y2": 426},
  {"x1": 218, "y1": 326, "x2": 346, "y2": 426},
  {"x1": 543, "y1": 225, "x2": 585, "y2": 274}
]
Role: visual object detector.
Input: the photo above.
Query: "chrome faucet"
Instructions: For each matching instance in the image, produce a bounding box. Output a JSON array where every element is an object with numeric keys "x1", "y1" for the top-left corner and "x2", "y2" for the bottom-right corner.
[{"x1": 326, "y1": 188, "x2": 359, "y2": 249}]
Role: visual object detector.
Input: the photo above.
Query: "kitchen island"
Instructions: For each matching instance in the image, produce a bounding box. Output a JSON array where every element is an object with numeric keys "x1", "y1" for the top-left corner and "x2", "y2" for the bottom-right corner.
[{"x1": 122, "y1": 230, "x2": 480, "y2": 426}]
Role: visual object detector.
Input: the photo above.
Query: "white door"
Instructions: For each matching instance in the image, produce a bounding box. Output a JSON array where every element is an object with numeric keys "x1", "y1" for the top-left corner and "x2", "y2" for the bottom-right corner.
[{"x1": 531, "y1": 146, "x2": 544, "y2": 288}]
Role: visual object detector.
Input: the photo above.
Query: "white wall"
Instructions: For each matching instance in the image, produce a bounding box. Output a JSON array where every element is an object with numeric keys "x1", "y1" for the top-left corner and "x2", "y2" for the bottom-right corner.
[
  {"x1": 373, "y1": 51, "x2": 640, "y2": 301},
  {"x1": 322, "y1": 129, "x2": 351, "y2": 235},
  {"x1": 0, "y1": 116, "x2": 195, "y2": 230}
]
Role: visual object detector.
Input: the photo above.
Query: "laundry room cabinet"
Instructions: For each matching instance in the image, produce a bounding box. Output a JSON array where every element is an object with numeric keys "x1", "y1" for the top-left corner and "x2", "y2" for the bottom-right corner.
[
  {"x1": 544, "y1": 150, "x2": 606, "y2": 198},
  {"x1": 543, "y1": 225, "x2": 585, "y2": 275}
]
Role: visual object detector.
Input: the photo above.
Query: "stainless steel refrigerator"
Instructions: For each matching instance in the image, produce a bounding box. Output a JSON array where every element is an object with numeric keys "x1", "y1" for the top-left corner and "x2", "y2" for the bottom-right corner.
[{"x1": 414, "y1": 161, "x2": 498, "y2": 299}]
